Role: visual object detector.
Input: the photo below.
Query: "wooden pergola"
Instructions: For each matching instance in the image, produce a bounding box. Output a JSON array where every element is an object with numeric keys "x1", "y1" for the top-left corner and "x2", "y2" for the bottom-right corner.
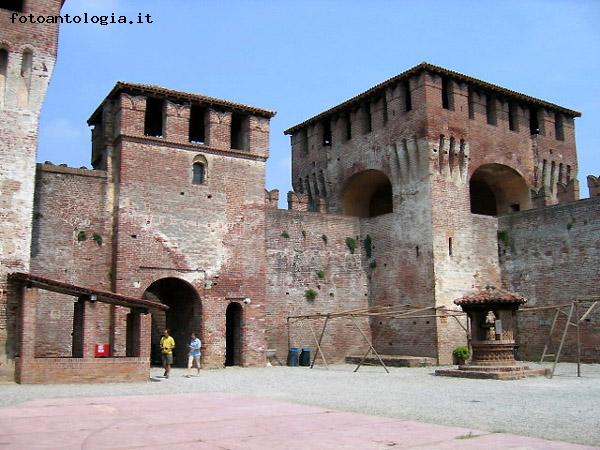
[{"x1": 287, "y1": 304, "x2": 467, "y2": 373}]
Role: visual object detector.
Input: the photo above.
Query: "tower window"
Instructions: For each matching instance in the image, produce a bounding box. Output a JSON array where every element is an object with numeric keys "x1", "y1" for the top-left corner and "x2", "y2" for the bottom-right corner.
[
  {"x1": 2, "y1": 0, "x2": 23, "y2": 12},
  {"x1": 17, "y1": 49, "x2": 33, "y2": 108},
  {"x1": 441, "y1": 78, "x2": 453, "y2": 110},
  {"x1": 468, "y1": 87, "x2": 475, "y2": 119},
  {"x1": 230, "y1": 113, "x2": 248, "y2": 150},
  {"x1": 189, "y1": 104, "x2": 206, "y2": 144},
  {"x1": 529, "y1": 107, "x2": 540, "y2": 135},
  {"x1": 192, "y1": 162, "x2": 205, "y2": 185},
  {"x1": 508, "y1": 103, "x2": 519, "y2": 131},
  {"x1": 403, "y1": 81, "x2": 412, "y2": 112},
  {"x1": 448, "y1": 237, "x2": 453, "y2": 256},
  {"x1": 363, "y1": 104, "x2": 372, "y2": 134},
  {"x1": 322, "y1": 120, "x2": 332, "y2": 146},
  {"x1": 554, "y1": 112, "x2": 564, "y2": 141},
  {"x1": 0, "y1": 49, "x2": 7, "y2": 108},
  {"x1": 486, "y1": 94, "x2": 497, "y2": 125},
  {"x1": 345, "y1": 114, "x2": 352, "y2": 141},
  {"x1": 382, "y1": 96, "x2": 388, "y2": 125},
  {"x1": 144, "y1": 98, "x2": 164, "y2": 137}
]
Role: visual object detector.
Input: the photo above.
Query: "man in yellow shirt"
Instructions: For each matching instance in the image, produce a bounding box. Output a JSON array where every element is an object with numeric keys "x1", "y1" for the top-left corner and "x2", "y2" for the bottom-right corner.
[{"x1": 160, "y1": 329, "x2": 175, "y2": 378}]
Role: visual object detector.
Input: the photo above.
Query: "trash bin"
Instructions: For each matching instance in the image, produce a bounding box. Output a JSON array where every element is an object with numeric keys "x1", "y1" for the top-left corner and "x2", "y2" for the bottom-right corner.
[
  {"x1": 299, "y1": 348, "x2": 311, "y2": 366},
  {"x1": 287, "y1": 347, "x2": 299, "y2": 366}
]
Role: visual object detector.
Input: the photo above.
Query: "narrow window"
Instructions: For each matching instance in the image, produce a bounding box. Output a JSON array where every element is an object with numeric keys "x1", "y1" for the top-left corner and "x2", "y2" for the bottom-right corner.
[
  {"x1": 363, "y1": 104, "x2": 372, "y2": 134},
  {"x1": 566, "y1": 165, "x2": 571, "y2": 182},
  {"x1": 192, "y1": 162, "x2": 205, "y2": 185},
  {"x1": 301, "y1": 129, "x2": 309, "y2": 154},
  {"x1": 403, "y1": 80, "x2": 412, "y2": 112},
  {"x1": 230, "y1": 112, "x2": 248, "y2": 150},
  {"x1": 441, "y1": 78, "x2": 453, "y2": 110},
  {"x1": 0, "y1": 49, "x2": 7, "y2": 108},
  {"x1": 415, "y1": 246, "x2": 420, "y2": 258},
  {"x1": 486, "y1": 94, "x2": 497, "y2": 125},
  {"x1": 510, "y1": 204, "x2": 520, "y2": 212},
  {"x1": 322, "y1": 120, "x2": 332, "y2": 146},
  {"x1": 554, "y1": 112, "x2": 564, "y2": 141},
  {"x1": 2, "y1": 0, "x2": 23, "y2": 12},
  {"x1": 468, "y1": 87, "x2": 475, "y2": 119},
  {"x1": 17, "y1": 49, "x2": 32, "y2": 108},
  {"x1": 558, "y1": 163, "x2": 564, "y2": 184},
  {"x1": 508, "y1": 103, "x2": 519, "y2": 131},
  {"x1": 345, "y1": 114, "x2": 352, "y2": 141},
  {"x1": 188, "y1": 104, "x2": 206, "y2": 144},
  {"x1": 448, "y1": 237, "x2": 453, "y2": 256},
  {"x1": 382, "y1": 95, "x2": 388, "y2": 125},
  {"x1": 529, "y1": 107, "x2": 540, "y2": 135},
  {"x1": 144, "y1": 97, "x2": 164, "y2": 137}
]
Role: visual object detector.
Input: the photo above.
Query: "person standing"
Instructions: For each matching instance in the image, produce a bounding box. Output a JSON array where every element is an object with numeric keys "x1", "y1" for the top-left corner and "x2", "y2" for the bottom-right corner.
[
  {"x1": 187, "y1": 332, "x2": 202, "y2": 377},
  {"x1": 160, "y1": 329, "x2": 175, "y2": 378}
]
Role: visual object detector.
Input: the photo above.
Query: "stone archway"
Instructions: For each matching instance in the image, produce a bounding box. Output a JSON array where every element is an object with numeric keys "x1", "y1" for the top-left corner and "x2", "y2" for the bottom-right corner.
[
  {"x1": 225, "y1": 302, "x2": 243, "y2": 366},
  {"x1": 469, "y1": 164, "x2": 531, "y2": 216},
  {"x1": 341, "y1": 169, "x2": 393, "y2": 218},
  {"x1": 143, "y1": 278, "x2": 201, "y2": 367}
]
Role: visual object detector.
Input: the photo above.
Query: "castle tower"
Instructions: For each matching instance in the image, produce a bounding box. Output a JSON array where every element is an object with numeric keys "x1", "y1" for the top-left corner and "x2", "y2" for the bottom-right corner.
[
  {"x1": 285, "y1": 63, "x2": 580, "y2": 363},
  {"x1": 0, "y1": 0, "x2": 65, "y2": 379}
]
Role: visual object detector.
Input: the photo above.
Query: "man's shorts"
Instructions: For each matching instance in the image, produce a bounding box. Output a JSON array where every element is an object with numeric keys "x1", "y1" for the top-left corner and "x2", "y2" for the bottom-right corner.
[
  {"x1": 188, "y1": 354, "x2": 201, "y2": 369},
  {"x1": 162, "y1": 353, "x2": 173, "y2": 365}
]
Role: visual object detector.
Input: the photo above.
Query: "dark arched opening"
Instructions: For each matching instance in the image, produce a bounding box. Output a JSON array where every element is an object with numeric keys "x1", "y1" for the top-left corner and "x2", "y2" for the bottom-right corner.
[
  {"x1": 225, "y1": 302, "x2": 242, "y2": 366},
  {"x1": 341, "y1": 170, "x2": 393, "y2": 218},
  {"x1": 470, "y1": 164, "x2": 530, "y2": 216},
  {"x1": 144, "y1": 278, "x2": 201, "y2": 367}
]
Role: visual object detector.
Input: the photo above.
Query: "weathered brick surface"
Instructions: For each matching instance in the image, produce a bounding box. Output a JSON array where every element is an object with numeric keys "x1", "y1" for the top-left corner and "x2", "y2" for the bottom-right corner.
[
  {"x1": 265, "y1": 210, "x2": 371, "y2": 363},
  {"x1": 499, "y1": 198, "x2": 600, "y2": 362},
  {"x1": 0, "y1": 1, "x2": 63, "y2": 379}
]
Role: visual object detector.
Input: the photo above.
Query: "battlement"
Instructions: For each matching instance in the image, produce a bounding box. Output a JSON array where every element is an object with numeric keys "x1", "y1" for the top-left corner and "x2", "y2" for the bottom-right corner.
[{"x1": 88, "y1": 82, "x2": 275, "y2": 169}]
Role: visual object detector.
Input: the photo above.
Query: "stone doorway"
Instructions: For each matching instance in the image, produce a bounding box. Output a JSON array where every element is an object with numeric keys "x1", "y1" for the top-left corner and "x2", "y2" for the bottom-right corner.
[
  {"x1": 225, "y1": 302, "x2": 242, "y2": 366},
  {"x1": 143, "y1": 278, "x2": 201, "y2": 367}
]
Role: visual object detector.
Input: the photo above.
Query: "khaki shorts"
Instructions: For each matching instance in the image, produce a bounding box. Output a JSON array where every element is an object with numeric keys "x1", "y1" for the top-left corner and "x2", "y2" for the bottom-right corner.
[
  {"x1": 188, "y1": 355, "x2": 201, "y2": 369},
  {"x1": 162, "y1": 353, "x2": 173, "y2": 365}
]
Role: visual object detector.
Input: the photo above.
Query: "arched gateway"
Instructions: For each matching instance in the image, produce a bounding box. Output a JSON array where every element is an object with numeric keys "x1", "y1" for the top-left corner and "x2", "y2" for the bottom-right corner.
[{"x1": 143, "y1": 278, "x2": 202, "y2": 367}]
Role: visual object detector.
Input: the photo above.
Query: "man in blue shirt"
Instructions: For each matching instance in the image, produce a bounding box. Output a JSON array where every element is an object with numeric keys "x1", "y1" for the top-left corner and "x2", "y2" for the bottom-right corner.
[{"x1": 187, "y1": 332, "x2": 202, "y2": 377}]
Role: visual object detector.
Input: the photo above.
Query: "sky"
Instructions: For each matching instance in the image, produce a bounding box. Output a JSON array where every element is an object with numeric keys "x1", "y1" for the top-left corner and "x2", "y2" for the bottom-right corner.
[{"x1": 38, "y1": 0, "x2": 600, "y2": 201}]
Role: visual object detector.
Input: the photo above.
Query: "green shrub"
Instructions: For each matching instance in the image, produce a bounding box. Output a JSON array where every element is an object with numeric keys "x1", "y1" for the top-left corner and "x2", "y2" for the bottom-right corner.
[
  {"x1": 304, "y1": 289, "x2": 318, "y2": 300},
  {"x1": 345, "y1": 237, "x2": 357, "y2": 254},
  {"x1": 369, "y1": 260, "x2": 377, "y2": 269},
  {"x1": 281, "y1": 231, "x2": 290, "y2": 238},
  {"x1": 77, "y1": 230, "x2": 87, "y2": 242},
  {"x1": 316, "y1": 270, "x2": 325, "y2": 279},
  {"x1": 364, "y1": 234, "x2": 373, "y2": 258},
  {"x1": 92, "y1": 233, "x2": 103, "y2": 246},
  {"x1": 452, "y1": 346, "x2": 471, "y2": 361},
  {"x1": 321, "y1": 234, "x2": 328, "y2": 244}
]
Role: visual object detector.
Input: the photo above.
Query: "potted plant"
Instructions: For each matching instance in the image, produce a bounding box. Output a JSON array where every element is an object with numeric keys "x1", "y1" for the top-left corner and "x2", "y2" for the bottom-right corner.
[{"x1": 452, "y1": 346, "x2": 471, "y2": 366}]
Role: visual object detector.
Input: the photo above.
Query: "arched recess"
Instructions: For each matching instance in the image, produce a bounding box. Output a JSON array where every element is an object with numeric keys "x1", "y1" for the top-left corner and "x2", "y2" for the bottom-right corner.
[
  {"x1": 469, "y1": 163, "x2": 531, "y2": 216},
  {"x1": 192, "y1": 154, "x2": 207, "y2": 185},
  {"x1": 143, "y1": 278, "x2": 201, "y2": 367},
  {"x1": 17, "y1": 48, "x2": 32, "y2": 108},
  {"x1": 341, "y1": 169, "x2": 393, "y2": 218},
  {"x1": 225, "y1": 302, "x2": 243, "y2": 366}
]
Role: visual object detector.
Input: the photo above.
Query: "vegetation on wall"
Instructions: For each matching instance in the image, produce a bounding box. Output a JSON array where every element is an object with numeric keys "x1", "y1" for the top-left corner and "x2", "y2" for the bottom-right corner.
[
  {"x1": 92, "y1": 233, "x2": 103, "y2": 246},
  {"x1": 305, "y1": 289, "x2": 318, "y2": 300},
  {"x1": 321, "y1": 234, "x2": 328, "y2": 244},
  {"x1": 77, "y1": 230, "x2": 87, "y2": 242},
  {"x1": 316, "y1": 270, "x2": 325, "y2": 279},
  {"x1": 345, "y1": 237, "x2": 357, "y2": 254},
  {"x1": 281, "y1": 231, "x2": 290, "y2": 238},
  {"x1": 364, "y1": 234, "x2": 373, "y2": 258}
]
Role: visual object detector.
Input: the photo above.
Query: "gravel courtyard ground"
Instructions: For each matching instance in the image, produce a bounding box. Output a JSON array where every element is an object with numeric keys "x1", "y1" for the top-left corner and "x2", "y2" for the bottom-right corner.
[{"x1": 0, "y1": 362, "x2": 598, "y2": 447}]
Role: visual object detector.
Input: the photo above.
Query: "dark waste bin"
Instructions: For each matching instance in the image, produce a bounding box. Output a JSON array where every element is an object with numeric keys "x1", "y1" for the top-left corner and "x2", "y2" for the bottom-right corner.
[
  {"x1": 287, "y1": 347, "x2": 299, "y2": 366},
  {"x1": 299, "y1": 348, "x2": 311, "y2": 366}
]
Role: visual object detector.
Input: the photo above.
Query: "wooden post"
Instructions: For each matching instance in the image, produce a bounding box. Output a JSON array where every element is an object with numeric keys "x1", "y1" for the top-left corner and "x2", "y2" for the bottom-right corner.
[
  {"x1": 310, "y1": 315, "x2": 329, "y2": 369},
  {"x1": 307, "y1": 319, "x2": 328, "y2": 369},
  {"x1": 551, "y1": 303, "x2": 574, "y2": 379},
  {"x1": 575, "y1": 302, "x2": 581, "y2": 378},
  {"x1": 350, "y1": 315, "x2": 389, "y2": 374},
  {"x1": 540, "y1": 307, "x2": 560, "y2": 364}
]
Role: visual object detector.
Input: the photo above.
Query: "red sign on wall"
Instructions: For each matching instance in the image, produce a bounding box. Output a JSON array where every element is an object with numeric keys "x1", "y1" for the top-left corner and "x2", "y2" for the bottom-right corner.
[{"x1": 94, "y1": 343, "x2": 110, "y2": 357}]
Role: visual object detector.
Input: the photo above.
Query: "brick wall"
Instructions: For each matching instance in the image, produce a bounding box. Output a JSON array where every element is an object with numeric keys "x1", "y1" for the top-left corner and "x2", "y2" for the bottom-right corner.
[
  {"x1": 0, "y1": 1, "x2": 63, "y2": 380},
  {"x1": 499, "y1": 197, "x2": 600, "y2": 362},
  {"x1": 265, "y1": 209, "x2": 371, "y2": 363}
]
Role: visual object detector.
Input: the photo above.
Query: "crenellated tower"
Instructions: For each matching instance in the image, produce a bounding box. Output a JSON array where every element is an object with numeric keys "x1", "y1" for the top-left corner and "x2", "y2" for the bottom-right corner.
[{"x1": 0, "y1": 0, "x2": 65, "y2": 379}]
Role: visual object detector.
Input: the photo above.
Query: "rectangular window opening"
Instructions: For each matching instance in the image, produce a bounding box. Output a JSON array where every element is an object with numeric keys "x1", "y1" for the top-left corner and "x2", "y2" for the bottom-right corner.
[
  {"x1": 510, "y1": 203, "x2": 520, "y2": 212},
  {"x1": 2, "y1": 0, "x2": 23, "y2": 12},
  {"x1": 364, "y1": 104, "x2": 372, "y2": 134},
  {"x1": 415, "y1": 246, "x2": 420, "y2": 258},
  {"x1": 529, "y1": 107, "x2": 540, "y2": 135},
  {"x1": 189, "y1": 104, "x2": 206, "y2": 144},
  {"x1": 345, "y1": 114, "x2": 352, "y2": 141},
  {"x1": 301, "y1": 129, "x2": 309, "y2": 154},
  {"x1": 322, "y1": 120, "x2": 332, "y2": 146},
  {"x1": 486, "y1": 95, "x2": 497, "y2": 126},
  {"x1": 555, "y1": 112, "x2": 564, "y2": 141},
  {"x1": 403, "y1": 81, "x2": 412, "y2": 112},
  {"x1": 230, "y1": 112, "x2": 248, "y2": 150},
  {"x1": 468, "y1": 88, "x2": 475, "y2": 119},
  {"x1": 508, "y1": 103, "x2": 519, "y2": 131},
  {"x1": 448, "y1": 237, "x2": 453, "y2": 257},
  {"x1": 144, "y1": 98, "x2": 164, "y2": 137},
  {"x1": 441, "y1": 78, "x2": 453, "y2": 110},
  {"x1": 382, "y1": 96, "x2": 388, "y2": 125}
]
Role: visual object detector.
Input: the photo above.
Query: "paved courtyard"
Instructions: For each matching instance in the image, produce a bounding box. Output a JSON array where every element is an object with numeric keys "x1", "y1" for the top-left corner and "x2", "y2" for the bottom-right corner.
[{"x1": 0, "y1": 363, "x2": 598, "y2": 449}]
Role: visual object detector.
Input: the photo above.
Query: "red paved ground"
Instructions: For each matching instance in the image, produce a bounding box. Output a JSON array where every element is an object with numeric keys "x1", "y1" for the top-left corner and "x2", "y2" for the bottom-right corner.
[{"x1": 0, "y1": 393, "x2": 595, "y2": 449}]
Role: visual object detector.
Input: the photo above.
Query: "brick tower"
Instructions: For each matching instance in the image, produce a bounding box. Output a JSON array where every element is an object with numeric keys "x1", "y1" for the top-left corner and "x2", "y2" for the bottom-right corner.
[{"x1": 0, "y1": 0, "x2": 65, "y2": 379}]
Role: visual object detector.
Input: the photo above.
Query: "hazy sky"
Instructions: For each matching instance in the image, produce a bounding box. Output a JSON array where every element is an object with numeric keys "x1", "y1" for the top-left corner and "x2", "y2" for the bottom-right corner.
[{"x1": 38, "y1": 0, "x2": 600, "y2": 200}]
